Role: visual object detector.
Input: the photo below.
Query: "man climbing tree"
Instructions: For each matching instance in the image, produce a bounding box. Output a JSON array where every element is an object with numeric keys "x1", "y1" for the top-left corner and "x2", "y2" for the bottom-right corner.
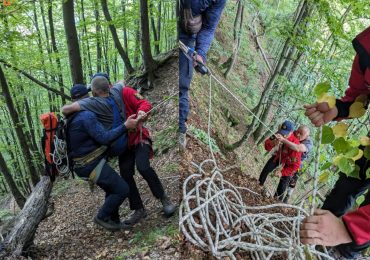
[
  {"x1": 66, "y1": 84, "x2": 139, "y2": 231},
  {"x1": 62, "y1": 75, "x2": 176, "y2": 226},
  {"x1": 258, "y1": 120, "x2": 302, "y2": 200},
  {"x1": 178, "y1": 0, "x2": 226, "y2": 148},
  {"x1": 301, "y1": 26, "x2": 370, "y2": 258}
]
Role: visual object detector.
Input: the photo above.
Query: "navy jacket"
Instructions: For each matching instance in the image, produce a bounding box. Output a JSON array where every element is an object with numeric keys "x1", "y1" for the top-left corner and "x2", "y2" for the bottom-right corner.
[
  {"x1": 187, "y1": 0, "x2": 226, "y2": 60},
  {"x1": 68, "y1": 111, "x2": 127, "y2": 161}
]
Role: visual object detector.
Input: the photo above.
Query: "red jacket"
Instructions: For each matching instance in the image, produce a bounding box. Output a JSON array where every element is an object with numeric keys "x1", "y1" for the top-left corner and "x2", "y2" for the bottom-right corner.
[
  {"x1": 264, "y1": 133, "x2": 301, "y2": 177},
  {"x1": 334, "y1": 27, "x2": 370, "y2": 247},
  {"x1": 343, "y1": 204, "x2": 370, "y2": 246},
  {"x1": 121, "y1": 87, "x2": 152, "y2": 148}
]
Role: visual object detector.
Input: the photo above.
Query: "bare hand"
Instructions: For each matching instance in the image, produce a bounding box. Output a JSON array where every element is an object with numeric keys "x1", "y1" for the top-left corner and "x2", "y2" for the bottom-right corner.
[
  {"x1": 124, "y1": 114, "x2": 139, "y2": 130},
  {"x1": 300, "y1": 209, "x2": 352, "y2": 246},
  {"x1": 193, "y1": 54, "x2": 205, "y2": 67},
  {"x1": 275, "y1": 134, "x2": 285, "y2": 143},
  {"x1": 304, "y1": 102, "x2": 338, "y2": 127},
  {"x1": 137, "y1": 110, "x2": 148, "y2": 122}
]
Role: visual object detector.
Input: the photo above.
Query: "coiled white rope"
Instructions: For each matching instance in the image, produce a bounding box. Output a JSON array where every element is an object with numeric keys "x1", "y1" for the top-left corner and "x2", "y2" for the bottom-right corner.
[
  {"x1": 179, "y1": 69, "x2": 331, "y2": 259},
  {"x1": 51, "y1": 135, "x2": 70, "y2": 177}
]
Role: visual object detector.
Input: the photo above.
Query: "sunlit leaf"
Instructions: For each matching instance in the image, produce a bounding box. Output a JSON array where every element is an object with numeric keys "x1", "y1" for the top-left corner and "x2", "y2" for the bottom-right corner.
[
  {"x1": 318, "y1": 171, "x2": 330, "y2": 183},
  {"x1": 356, "y1": 195, "x2": 365, "y2": 206},
  {"x1": 359, "y1": 136, "x2": 370, "y2": 146},
  {"x1": 320, "y1": 162, "x2": 331, "y2": 171},
  {"x1": 349, "y1": 102, "x2": 366, "y2": 118},
  {"x1": 351, "y1": 149, "x2": 364, "y2": 161},
  {"x1": 314, "y1": 82, "x2": 330, "y2": 98},
  {"x1": 337, "y1": 157, "x2": 355, "y2": 175},
  {"x1": 332, "y1": 122, "x2": 348, "y2": 138},
  {"x1": 317, "y1": 93, "x2": 336, "y2": 109}
]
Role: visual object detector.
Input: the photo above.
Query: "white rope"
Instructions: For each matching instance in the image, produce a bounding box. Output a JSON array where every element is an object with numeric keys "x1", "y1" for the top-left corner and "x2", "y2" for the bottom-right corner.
[
  {"x1": 179, "y1": 69, "x2": 330, "y2": 259},
  {"x1": 51, "y1": 135, "x2": 70, "y2": 177}
]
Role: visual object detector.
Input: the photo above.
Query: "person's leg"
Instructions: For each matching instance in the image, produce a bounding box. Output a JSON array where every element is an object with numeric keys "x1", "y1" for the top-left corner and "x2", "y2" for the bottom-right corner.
[
  {"x1": 258, "y1": 157, "x2": 278, "y2": 186},
  {"x1": 95, "y1": 163, "x2": 129, "y2": 229},
  {"x1": 179, "y1": 31, "x2": 195, "y2": 134},
  {"x1": 119, "y1": 150, "x2": 144, "y2": 210},
  {"x1": 274, "y1": 176, "x2": 292, "y2": 201},
  {"x1": 283, "y1": 171, "x2": 299, "y2": 203},
  {"x1": 134, "y1": 144, "x2": 165, "y2": 199},
  {"x1": 322, "y1": 173, "x2": 370, "y2": 217}
]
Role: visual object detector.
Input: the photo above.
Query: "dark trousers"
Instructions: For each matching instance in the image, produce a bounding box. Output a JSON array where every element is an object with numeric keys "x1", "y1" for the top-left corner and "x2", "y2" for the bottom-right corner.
[
  {"x1": 258, "y1": 157, "x2": 278, "y2": 185},
  {"x1": 322, "y1": 172, "x2": 370, "y2": 258},
  {"x1": 179, "y1": 30, "x2": 196, "y2": 133},
  {"x1": 75, "y1": 162, "x2": 129, "y2": 221},
  {"x1": 119, "y1": 144, "x2": 165, "y2": 210},
  {"x1": 275, "y1": 176, "x2": 292, "y2": 201}
]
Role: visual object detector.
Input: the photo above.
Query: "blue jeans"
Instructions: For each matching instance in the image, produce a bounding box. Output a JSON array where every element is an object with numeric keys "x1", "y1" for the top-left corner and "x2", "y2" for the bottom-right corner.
[
  {"x1": 179, "y1": 30, "x2": 196, "y2": 133},
  {"x1": 76, "y1": 161, "x2": 129, "y2": 221}
]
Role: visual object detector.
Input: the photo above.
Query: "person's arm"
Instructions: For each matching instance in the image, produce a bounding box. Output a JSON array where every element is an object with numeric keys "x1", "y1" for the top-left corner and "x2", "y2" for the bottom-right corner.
[
  {"x1": 300, "y1": 209, "x2": 353, "y2": 246},
  {"x1": 83, "y1": 113, "x2": 137, "y2": 145},
  {"x1": 342, "y1": 204, "x2": 370, "y2": 246},
  {"x1": 123, "y1": 87, "x2": 152, "y2": 116},
  {"x1": 195, "y1": 0, "x2": 226, "y2": 61},
  {"x1": 276, "y1": 134, "x2": 307, "y2": 152},
  {"x1": 62, "y1": 102, "x2": 81, "y2": 117}
]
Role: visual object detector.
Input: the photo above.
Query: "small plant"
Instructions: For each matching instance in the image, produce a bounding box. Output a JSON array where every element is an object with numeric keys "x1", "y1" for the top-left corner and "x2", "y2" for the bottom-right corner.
[{"x1": 188, "y1": 125, "x2": 221, "y2": 154}]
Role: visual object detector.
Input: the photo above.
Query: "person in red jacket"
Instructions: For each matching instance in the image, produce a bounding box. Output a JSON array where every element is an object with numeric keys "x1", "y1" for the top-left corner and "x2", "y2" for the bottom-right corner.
[
  {"x1": 258, "y1": 120, "x2": 302, "y2": 200},
  {"x1": 62, "y1": 75, "x2": 176, "y2": 227},
  {"x1": 302, "y1": 26, "x2": 370, "y2": 258}
]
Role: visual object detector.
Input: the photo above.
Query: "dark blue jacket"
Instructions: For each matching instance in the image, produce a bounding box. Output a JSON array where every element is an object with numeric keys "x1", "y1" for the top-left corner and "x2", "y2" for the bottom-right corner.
[
  {"x1": 189, "y1": 0, "x2": 226, "y2": 60},
  {"x1": 68, "y1": 111, "x2": 127, "y2": 162}
]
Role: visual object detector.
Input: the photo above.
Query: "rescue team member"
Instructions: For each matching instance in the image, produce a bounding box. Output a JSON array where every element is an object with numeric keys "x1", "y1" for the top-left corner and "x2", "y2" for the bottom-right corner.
[
  {"x1": 277, "y1": 125, "x2": 313, "y2": 203},
  {"x1": 62, "y1": 75, "x2": 176, "y2": 227},
  {"x1": 302, "y1": 26, "x2": 370, "y2": 258},
  {"x1": 179, "y1": 0, "x2": 226, "y2": 148},
  {"x1": 66, "y1": 84, "x2": 139, "y2": 231},
  {"x1": 258, "y1": 120, "x2": 302, "y2": 200}
]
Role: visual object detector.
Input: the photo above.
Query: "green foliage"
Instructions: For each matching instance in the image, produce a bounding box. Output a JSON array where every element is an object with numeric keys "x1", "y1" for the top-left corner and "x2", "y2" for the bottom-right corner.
[
  {"x1": 321, "y1": 125, "x2": 335, "y2": 144},
  {"x1": 188, "y1": 125, "x2": 221, "y2": 154}
]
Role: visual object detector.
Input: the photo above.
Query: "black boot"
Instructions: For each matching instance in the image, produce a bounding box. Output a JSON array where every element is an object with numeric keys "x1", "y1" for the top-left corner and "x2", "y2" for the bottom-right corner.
[
  {"x1": 161, "y1": 194, "x2": 176, "y2": 217},
  {"x1": 93, "y1": 215, "x2": 121, "y2": 232},
  {"x1": 123, "y1": 208, "x2": 147, "y2": 226}
]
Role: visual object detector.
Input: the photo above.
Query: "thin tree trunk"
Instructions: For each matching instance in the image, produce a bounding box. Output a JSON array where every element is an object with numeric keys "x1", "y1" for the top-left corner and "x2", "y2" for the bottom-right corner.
[
  {"x1": 0, "y1": 152, "x2": 26, "y2": 209},
  {"x1": 62, "y1": 0, "x2": 84, "y2": 84},
  {"x1": 95, "y1": 0, "x2": 102, "y2": 72},
  {"x1": 100, "y1": 0, "x2": 134, "y2": 74},
  {"x1": 80, "y1": 0, "x2": 93, "y2": 77},
  {"x1": 0, "y1": 66, "x2": 40, "y2": 186}
]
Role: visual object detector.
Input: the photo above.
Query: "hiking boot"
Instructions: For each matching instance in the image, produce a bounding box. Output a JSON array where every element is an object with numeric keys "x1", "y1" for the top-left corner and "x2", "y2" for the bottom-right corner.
[
  {"x1": 123, "y1": 208, "x2": 147, "y2": 226},
  {"x1": 93, "y1": 215, "x2": 121, "y2": 232},
  {"x1": 161, "y1": 194, "x2": 176, "y2": 217},
  {"x1": 179, "y1": 132, "x2": 187, "y2": 150}
]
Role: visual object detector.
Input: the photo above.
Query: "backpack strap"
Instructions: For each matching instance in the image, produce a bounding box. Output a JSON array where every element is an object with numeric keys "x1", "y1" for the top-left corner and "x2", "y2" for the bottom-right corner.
[{"x1": 352, "y1": 38, "x2": 370, "y2": 74}]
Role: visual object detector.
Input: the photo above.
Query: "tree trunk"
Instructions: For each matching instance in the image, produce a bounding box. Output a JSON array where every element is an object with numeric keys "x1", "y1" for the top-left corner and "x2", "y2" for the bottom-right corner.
[
  {"x1": 0, "y1": 66, "x2": 40, "y2": 186},
  {"x1": 100, "y1": 0, "x2": 134, "y2": 74},
  {"x1": 80, "y1": 0, "x2": 93, "y2": 77},
  {"x1": 150, "y1": 2, "x2": 160, "y2": 55},
  {"x1": 140, "y1": 0, "x2": 156, "y2": 88},
  {"x1": 48, "y1": 0, "x2": 66, "y2": 104},
  {"x1": 62, "y1": 0, "x2": 84, "y2": 84},
  {"x1": 94, "y1": 0, "x2": 102, "y2": 72},
  {"x1": 0, "y1": 176, "x2": 52, "y2": 258},
  {"x1": 0, "y1": 152, "x2": 26, "y2": 209}
]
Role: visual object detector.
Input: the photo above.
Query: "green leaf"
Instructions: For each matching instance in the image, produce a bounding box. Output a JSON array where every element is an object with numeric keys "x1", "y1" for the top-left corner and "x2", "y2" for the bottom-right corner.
[
  {"x1": 345, "y1": 147, "x2": 360, "y2": 158},
  {"x1": 364, "y1": 146, "x2": 370, "y2": 160},
  {"x1": 356, "y1": 195, "x2": 365, "y2": 206},
  {"x1": 366, "y1": 168, "x2": 370, "y2": 179},
  {"x1": 320, "y1": 162, "x2": 332, "y2": 171},
  {"x1": 321, "y1": 125, "x2": 335, "y2": 144},
  {"x1": 337, "y1": 157, "x2": 355, "y2": 175},
  {"x1": 333, "y1": 137, "x2": 351, "y2": 154},
  {"x1": 314, "y1": 81, "x2": 331, "y2": 98},
  {"x1": 347, "y1": 165, "x2": 361, "y2": 180},
  {"x1": 318, "y1": 171, "x2": 330, "y2": 183}
]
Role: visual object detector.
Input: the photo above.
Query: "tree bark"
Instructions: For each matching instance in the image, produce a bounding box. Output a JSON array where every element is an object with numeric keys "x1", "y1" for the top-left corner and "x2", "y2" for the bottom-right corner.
[
  {"x1": 140, "y1": 0, "x2": 157, "y2": 88},
  {"x1": 94, "y1": 0, "x2": 102, "y2": 72},
  {"x1": 100, "y1": 0, "x2": 134, "y2": 74},
  {"x1": 80, "y1": 0, "x2": 93, "y2": 77},
  {"x1": 0, "y1": 65, "x2": 40, "y2": 186},
  {"x1": 0, "y1": 176, "x2": 52, "y2": 258},
  {"x1": 62, "y1": 0, "x2": 84, "y2": 84},
  {"x1": 0, "y1": 152, "x2": 26, "y2": 209}
]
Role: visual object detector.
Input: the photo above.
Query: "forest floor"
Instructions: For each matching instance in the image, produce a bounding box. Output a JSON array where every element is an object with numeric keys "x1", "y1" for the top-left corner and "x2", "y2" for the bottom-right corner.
[{"x1": 30, "y1": 55, "x2": 182, "y2": 260}]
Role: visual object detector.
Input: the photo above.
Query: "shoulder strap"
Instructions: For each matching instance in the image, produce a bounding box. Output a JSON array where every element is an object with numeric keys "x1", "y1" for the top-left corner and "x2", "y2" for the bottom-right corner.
[{"x1": 352, "y1": 38, "x2": 370, "y2": 74}]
